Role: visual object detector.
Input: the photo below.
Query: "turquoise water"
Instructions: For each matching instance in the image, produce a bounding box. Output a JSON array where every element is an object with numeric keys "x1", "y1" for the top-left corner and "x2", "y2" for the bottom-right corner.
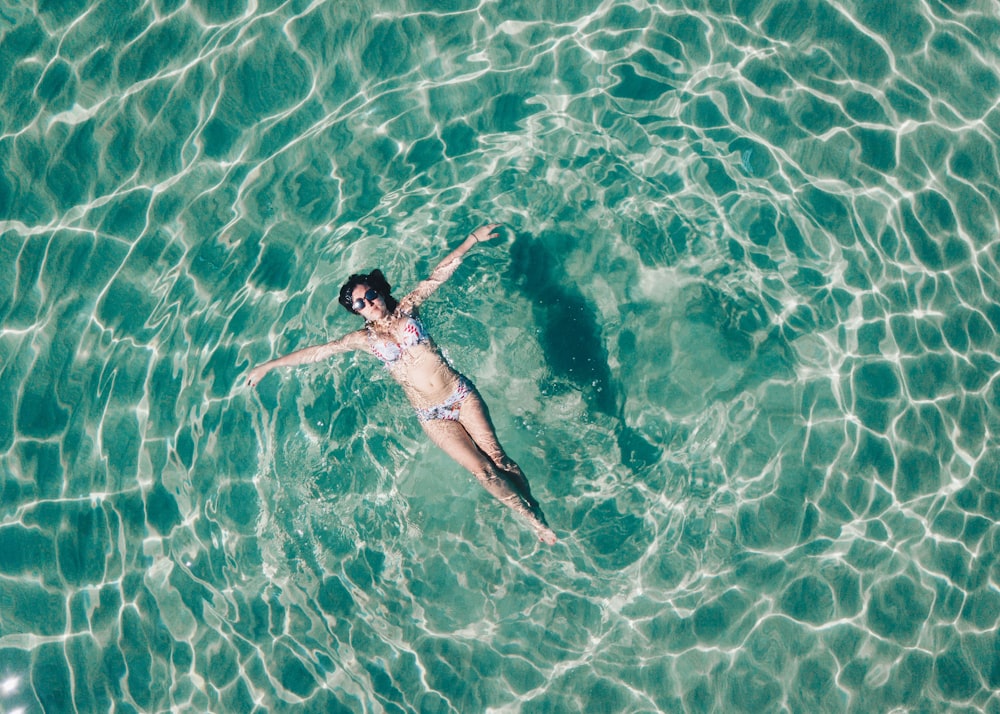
[{"x1": 2, "y1": 0, "x2": 999, "y2": 711}]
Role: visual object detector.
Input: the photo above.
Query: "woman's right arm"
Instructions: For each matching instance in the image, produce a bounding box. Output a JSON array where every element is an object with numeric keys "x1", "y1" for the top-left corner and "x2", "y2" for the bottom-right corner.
[
  {"x1": 398, "y1": 223, "x2": 501, "y2": 313},
  {"x1": 246, "y1": 330, "x2": 368, "y2": 387}
]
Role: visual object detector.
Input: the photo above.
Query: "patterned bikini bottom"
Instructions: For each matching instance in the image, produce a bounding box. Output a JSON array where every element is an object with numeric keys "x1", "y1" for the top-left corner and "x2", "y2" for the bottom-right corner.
[{"x1": 415, "y1": 376, "x2": 472, "y2": 423}]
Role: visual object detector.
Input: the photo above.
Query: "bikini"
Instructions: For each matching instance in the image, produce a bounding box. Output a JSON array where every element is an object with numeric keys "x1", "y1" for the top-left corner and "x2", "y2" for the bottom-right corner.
[
  {"x1": 367, "y1": 315, "x2": 472, "y2": 422},
  {"x1": 368, "y1": 315, "x2": 430, "y2": 364}
]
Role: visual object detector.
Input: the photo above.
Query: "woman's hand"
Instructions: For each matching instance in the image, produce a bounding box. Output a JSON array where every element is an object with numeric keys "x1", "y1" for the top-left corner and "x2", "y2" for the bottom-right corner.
[
  {"x1": 470, "y1": 223, "x2": 501, "y2": 244},
  {"x1": 246, "y1": 364, "x2": 271, "y2": 388}
]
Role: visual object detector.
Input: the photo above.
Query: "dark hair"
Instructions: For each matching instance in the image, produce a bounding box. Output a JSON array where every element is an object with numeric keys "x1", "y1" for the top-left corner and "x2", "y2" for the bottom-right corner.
[{"x1": 338, "y1": 269, "x2": 399, "y2": 315}]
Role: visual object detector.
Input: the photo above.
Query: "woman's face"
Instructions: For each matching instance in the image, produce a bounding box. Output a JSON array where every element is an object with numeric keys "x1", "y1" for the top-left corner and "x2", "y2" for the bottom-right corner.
[{"x1": 351, "y1": 284, "x2": 387, "y2": 320}]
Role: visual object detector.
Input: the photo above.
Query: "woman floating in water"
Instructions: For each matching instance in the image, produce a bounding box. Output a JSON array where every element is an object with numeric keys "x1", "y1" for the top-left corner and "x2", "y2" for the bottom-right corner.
[{"x1": 246, "y1": 223, "x2": 556, "y2": 544}]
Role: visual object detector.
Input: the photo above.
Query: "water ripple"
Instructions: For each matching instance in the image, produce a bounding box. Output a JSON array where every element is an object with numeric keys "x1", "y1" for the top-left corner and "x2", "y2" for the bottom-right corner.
[{"x1": 2, "y1": 0, "x2": 999, "y2": 711}]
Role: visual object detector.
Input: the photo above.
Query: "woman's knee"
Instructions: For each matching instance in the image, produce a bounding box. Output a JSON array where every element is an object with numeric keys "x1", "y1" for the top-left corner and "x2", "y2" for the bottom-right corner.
[
  {"x1": 474, "y1": 464, "x2": 503, "y2": 486},
  {"x1": 475, "y1": 466, "x2": 521, "y2": 497},
  {"x1": 496, "y1": 454, "x2": 521, "y2": 473}
]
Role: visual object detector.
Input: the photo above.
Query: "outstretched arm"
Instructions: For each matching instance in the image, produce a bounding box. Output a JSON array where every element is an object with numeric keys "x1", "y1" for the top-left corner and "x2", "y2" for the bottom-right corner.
[
  {"x1": 399, "y1": 223, "x2": 501, "y2": 312},
  {"x1": 245, "y1": 330, "x2": 368, "y2": 387}
]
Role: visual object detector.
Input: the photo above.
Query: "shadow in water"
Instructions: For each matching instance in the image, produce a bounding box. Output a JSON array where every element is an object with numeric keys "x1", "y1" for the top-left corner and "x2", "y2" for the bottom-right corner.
[{"x1": 507, "y1": 232, "x2": 660, "y2": 471}]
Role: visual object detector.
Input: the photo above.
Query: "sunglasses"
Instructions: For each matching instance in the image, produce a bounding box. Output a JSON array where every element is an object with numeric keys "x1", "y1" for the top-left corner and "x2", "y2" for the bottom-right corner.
[{"x1": 352, "y1": 288, "x2": 379, "y2": 312}]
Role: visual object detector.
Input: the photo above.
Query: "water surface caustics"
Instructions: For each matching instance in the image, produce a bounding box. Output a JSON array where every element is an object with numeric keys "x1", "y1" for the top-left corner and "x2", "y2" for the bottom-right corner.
[{"x1": 1, "y1": 0, "x2": 999, "y2": 712}]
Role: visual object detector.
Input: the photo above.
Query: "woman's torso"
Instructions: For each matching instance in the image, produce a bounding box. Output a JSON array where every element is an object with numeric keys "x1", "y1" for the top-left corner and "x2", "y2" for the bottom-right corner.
[{"x1": 366, "y1": 313, "x2": 462, "y2": 406}]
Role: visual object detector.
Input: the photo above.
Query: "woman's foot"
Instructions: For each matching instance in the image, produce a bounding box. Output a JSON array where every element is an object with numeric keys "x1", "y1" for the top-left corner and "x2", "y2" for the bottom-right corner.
[
  {"x1": 534, "y1": 524, "x2": 557, "y2": 545},
  {"x1": 527, "y1": 508, "x2": 556, "y2": 544}
]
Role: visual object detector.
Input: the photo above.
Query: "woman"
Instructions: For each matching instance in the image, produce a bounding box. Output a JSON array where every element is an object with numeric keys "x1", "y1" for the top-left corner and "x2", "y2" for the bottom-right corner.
[{"x1": 246, "y1": 223, "x2": 557, "y2": 544}]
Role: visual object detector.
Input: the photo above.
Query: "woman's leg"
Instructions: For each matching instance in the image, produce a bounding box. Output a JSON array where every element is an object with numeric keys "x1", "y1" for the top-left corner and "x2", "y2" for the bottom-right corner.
[
  {"x1": 455, "y1": 390, "x2": 538, "y2": 507},
  {"x1": 421, "y1": 417, "x2": 556, "y2": 544}
]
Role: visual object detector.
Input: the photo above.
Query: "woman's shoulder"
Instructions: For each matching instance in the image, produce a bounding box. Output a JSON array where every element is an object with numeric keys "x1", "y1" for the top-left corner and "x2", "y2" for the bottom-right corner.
[
  {"x1": 368, "y1": 309, "x2": 426, "y2": 337},
  {"x1": 388, "y1": 305, "x2": 422, "y2": 325},
  {"x1": 394, "y1": 300, "x2": 419, "y2": 317}
]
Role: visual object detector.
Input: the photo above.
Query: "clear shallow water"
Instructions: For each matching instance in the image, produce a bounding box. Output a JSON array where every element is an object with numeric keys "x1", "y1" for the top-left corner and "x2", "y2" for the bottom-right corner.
[{"x1": 2, "y1": 0, "x2": 999, "y2": 711}]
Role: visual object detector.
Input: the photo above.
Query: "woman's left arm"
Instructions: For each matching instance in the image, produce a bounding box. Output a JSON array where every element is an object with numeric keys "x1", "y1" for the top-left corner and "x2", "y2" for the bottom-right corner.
[{"x1": 399, "y1": 223, "x2": 500, "y2": 311}]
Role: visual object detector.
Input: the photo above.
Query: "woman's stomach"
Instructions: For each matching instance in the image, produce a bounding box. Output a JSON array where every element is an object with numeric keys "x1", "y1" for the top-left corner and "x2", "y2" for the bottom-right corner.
[{"x1": 389, "y1": 348, "x2": 465, "y2": 406}]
